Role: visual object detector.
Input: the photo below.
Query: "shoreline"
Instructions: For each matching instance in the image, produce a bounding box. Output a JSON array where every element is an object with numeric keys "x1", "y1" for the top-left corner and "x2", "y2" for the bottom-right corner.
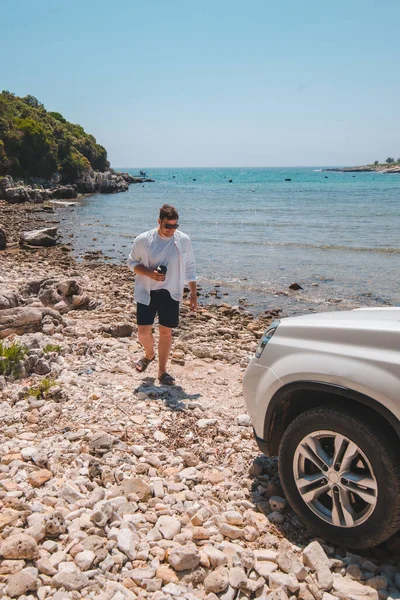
[{"x1": 2, "y1": 198, "x2": 395, "y2": 317}]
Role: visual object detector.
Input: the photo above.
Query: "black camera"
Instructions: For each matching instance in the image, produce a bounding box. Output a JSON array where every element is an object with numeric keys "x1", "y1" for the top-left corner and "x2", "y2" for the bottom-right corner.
[{"x1": 156, "y1": 265, "x2": 167, "y2": 275}]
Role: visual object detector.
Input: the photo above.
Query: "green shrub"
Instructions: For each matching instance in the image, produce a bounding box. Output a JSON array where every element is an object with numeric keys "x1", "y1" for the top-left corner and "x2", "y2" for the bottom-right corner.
[
  {"x1": 49, "y1": 111, "x2": 66, "y2": 124},
  {"x1": 60, "y1": 149, "x2": 91, "y2": 181},
  {"x1": 43, "y1": 344, "x2": 62, "y2": 354},
  {"x1": 0, "y1": 341, "x2": 28, "y2": 376},
  {"x1": 24, "y1": 378, "x2": 56, "y2": 399}
]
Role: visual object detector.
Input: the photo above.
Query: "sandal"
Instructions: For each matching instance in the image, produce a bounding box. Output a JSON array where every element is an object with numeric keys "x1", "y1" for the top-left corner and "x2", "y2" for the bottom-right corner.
[
  {"x1": 159, "y1": 372, "x2": 176, "y2": 386},
  {"x1": 135, "y1": 355, "x2": 155, "y2": 373}
]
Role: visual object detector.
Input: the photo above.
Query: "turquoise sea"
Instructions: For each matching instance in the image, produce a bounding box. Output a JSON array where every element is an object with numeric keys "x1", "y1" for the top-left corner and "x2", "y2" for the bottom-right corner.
[{"x1": 58, "y1": 167, "x2": 400, "y2": 315}]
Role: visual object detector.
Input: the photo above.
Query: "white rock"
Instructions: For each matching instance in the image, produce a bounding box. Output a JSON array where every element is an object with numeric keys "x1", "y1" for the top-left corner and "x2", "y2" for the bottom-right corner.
[
  {"x1": 254, "y1": 549, "x2": 278, "y2": 562},
  {"x1": 51, "y1": 567, "x2": 89, "y2": 591},
  {"x1": 58, "y1": 483, "x2": 85, "y2": 503},
  {"x1": 203, "y1": 545, "x2": 228, "y2": 568},
  {"x1": 74, "y1": 549, "x2": 95, "y2": 570},
  {"x1": 223, "y1": 511, "x2": 244, "y2": 526},
  {"x1": 177, "y1": 467, "x2": 199, "y2": 481},
  {"x1": 204, "y1": 567, "x2": 230, "y2": 594},
  {"x1": 168, "y1": 543, "x2": 201, "y2": 571},
  {"x1": 269, "y1": 572, "x2": 300, "y2": 594},
  {"x1": 229, "y1": 566, "x2": 247, "y2": 589},
  {"x1": 156, "y1": 515, "x2": 181, "y2": 539},
  {"x1": 254, "y1": 560, "x2": 278, "y2": 578},
  {"x1": 197, "y1": 418, "x2": 217, "y2": 429},
  {"x1": 131, "y1": 445, "x2": 144, "y2": 456},
  {"x1": 5, "y1": 568, "x2": 38, "y2": 597},
  {"x1": 152, "y1": 479, "x2": 164, "y2": 498},
  {"x1": 332, "y1": 575, "x2": 379, "y2": 600},
  {"x1": 163, "y1": 582, "x2": 184, "y2": 596},
  {"x1": 117, "y1": 527, "x2": 138, "y2": 560},
  {"x1": 128, "y1": 566, "x2": 156, "y2": 582},
  {"x1": 277, "y1": 538, "x2": 307, "y2": 581},
  {"x1": 237, "y1": 414, "x2": 252, "y2": 427},
  {"x1": 303, "y1": 541, "x2": 333, "y2": 591},
  {"x1": 21, "y1": 446, "x2": 38, "y2": 461}
]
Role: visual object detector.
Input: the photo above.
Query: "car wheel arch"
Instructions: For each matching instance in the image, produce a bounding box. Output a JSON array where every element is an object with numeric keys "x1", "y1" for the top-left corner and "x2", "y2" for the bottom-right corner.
[{"x1": 264, "y1": 381, "x2": 400, "y2": 456}]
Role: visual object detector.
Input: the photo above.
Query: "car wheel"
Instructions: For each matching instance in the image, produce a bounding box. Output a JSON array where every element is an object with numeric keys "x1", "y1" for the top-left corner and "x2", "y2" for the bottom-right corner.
[{"x1": 278, "y1": 406, "x2": 400, "y2": 548}]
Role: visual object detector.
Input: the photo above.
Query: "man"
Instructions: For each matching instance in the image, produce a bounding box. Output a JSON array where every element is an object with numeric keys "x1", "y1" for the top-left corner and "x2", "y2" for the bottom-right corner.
[{"x1": 127, "y1": 204, "x2": 197, "y2": 385}]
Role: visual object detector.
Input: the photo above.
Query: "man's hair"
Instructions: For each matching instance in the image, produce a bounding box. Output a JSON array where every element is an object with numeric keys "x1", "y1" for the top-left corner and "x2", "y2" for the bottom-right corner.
[{"x1": 159, "y1": 204, "x2": 179, "y2": 221}]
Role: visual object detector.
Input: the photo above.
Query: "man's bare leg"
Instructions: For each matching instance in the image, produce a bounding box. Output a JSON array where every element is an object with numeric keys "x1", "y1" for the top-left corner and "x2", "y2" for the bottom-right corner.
[
  {"x1": 137, "y1": 325, "x2": 155, "y2": 361},
  {"x1": 158, "y1": 325, "x2": 173, "y2": 377}
]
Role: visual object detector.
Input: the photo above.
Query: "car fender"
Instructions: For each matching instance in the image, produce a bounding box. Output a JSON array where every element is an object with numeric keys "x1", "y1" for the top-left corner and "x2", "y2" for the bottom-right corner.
[
  {"x1": 270, "y1": 351, "x2": 400, "y2": 423},
  {"x1": 243, "y1": 359, "x2": 283, "y2": 438}
]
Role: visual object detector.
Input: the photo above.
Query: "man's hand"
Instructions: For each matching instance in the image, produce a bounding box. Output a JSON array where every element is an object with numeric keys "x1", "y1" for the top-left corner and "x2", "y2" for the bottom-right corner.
[
  {"x1": 150, "y1": 270, "x2": 165, "y2": 281},
  {"x1": 190, "y1": 293, "x2": 198, "y2": 311}
]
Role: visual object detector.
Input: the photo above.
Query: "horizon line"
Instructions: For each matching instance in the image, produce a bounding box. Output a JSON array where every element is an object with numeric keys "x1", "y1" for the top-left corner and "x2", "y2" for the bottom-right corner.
[{"x1": 113, "y1": 165, "x2": 346, "y2": 169}]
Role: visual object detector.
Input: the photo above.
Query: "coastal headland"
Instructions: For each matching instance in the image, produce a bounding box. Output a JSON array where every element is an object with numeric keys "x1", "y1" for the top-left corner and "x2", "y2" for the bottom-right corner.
[
  {"x1": 324, "y1": 163, "x2": 400, "y2": 174},
  {"x1": 0, "y1": 197, "x2": 399, "y2": 599}
]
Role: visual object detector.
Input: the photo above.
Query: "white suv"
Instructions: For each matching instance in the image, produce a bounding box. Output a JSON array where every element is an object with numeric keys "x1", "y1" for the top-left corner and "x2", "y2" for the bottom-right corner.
[{"x1": 243, "y1": 307, "x2": 400, "y2": 548}]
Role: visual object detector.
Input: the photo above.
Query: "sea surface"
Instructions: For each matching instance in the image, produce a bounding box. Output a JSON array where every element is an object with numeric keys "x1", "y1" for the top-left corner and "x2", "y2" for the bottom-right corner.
[{"x1": 58, "y1": 167, "x2": 400, "y2": 316}]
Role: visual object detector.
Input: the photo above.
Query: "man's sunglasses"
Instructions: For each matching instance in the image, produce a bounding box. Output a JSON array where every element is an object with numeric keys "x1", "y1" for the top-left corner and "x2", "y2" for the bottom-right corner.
[{"x1": 163, "y1": 223, "x2": 179, "y2": 230}]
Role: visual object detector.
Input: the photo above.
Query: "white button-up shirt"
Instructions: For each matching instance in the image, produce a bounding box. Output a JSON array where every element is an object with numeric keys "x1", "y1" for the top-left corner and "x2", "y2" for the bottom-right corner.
[{"x1": 127, "y1": 228, "x2": 196, "y2": 306}]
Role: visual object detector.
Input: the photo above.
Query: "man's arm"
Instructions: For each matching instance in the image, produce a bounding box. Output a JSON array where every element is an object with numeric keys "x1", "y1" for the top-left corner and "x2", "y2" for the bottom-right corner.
[
  {"x1": 188, "y1": 280, "x2": 197, "y2": 311},
  {"x1": 184, "y1": 238, "x2": 197, "y2": 311},
  {"x1": 127, "y1": 238, "x2": 164, "y2": 281},
  {"x1": 134, "y1": 264, "x2": 165, "y2": 282}
]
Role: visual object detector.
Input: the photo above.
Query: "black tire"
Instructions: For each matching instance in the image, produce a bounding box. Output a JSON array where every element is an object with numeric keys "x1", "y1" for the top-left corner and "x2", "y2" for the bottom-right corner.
[{"x1": 278, "y1": 405, "x2": 400, "y2": 548}]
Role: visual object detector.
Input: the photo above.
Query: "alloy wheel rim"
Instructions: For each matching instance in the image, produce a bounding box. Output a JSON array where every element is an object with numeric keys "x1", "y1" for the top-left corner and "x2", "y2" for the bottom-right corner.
[{"x1": 293, "y1": 430, "x2": 378, "y2": 528}]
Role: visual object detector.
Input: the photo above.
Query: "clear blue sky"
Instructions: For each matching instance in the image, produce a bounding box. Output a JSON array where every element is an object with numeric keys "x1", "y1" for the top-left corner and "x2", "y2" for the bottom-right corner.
[{"x1": 1, "y1": 0, "x2": 399, "y2": 167}]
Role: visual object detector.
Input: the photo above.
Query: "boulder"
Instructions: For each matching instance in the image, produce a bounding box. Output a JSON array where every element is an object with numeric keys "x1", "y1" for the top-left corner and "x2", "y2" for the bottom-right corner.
[
  {"x1": 0, "y1": 175, "x2": 79, "y2": 204},
  {"x1": 0, "y1": 290, "x2": 23, "y2": 310},
  {"x1": 0, "y1": 223, "x2": 6, "y2": 249},
  {"x1": 0, "y1": 306, "x2": 65, "y2": 339},
  {"x1": 49, "y1": 184, "x2": 78, "y2": 199},
  {"x1": 75, "y1": 169, "x2": 130, "y2": 194},
  {"x1": 20, "y1": 227, "x2": 58, "y2": 247},
  {"x1": 0, "y1": 175, "x2": 14, "y2": 199},
  {"x1": 5, "y1": 186, "x2": 49, "y2": 203},
  {"x1": 37, "y1": 278, "x2": 95, "y2": 311},
  {"x1": 20, "y1": 277, "x2": 98, "y2": 312}
]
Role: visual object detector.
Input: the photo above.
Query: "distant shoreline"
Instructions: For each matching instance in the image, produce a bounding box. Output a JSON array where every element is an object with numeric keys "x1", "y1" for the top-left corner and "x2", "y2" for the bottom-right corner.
[{"x1": 324, "y1": 164, "x2": 400, "y2": 174}]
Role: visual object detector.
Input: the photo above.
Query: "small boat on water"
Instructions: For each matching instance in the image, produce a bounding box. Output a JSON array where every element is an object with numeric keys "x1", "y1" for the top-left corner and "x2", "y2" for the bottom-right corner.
[{"x1": 139, "y1": 170, "x2": 147, "y2": 177}]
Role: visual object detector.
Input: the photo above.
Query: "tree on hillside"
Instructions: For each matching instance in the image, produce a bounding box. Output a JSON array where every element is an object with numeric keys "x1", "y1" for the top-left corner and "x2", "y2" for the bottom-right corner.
[
  {"x1": 374, "y1": 160, "x2": 379, "y2": 165},
  {"x1": 22, "y1": 95, "x2": 44, "y2": 110},
  {"x1": 386, "y1": 157, "x2": 395, "y2": 163}
]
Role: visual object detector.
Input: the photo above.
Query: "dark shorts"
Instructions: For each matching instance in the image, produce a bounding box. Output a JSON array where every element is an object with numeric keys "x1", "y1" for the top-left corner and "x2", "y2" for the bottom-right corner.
[{"x1": 137, "y1": 289, "x2": 180, "y2": 328}]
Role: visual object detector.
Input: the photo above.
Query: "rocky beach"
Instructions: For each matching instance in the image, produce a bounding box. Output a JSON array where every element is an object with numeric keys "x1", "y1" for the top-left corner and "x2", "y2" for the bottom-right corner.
[{"x1": 1, "y1": 199, "x2": 400, "y2": 600}]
